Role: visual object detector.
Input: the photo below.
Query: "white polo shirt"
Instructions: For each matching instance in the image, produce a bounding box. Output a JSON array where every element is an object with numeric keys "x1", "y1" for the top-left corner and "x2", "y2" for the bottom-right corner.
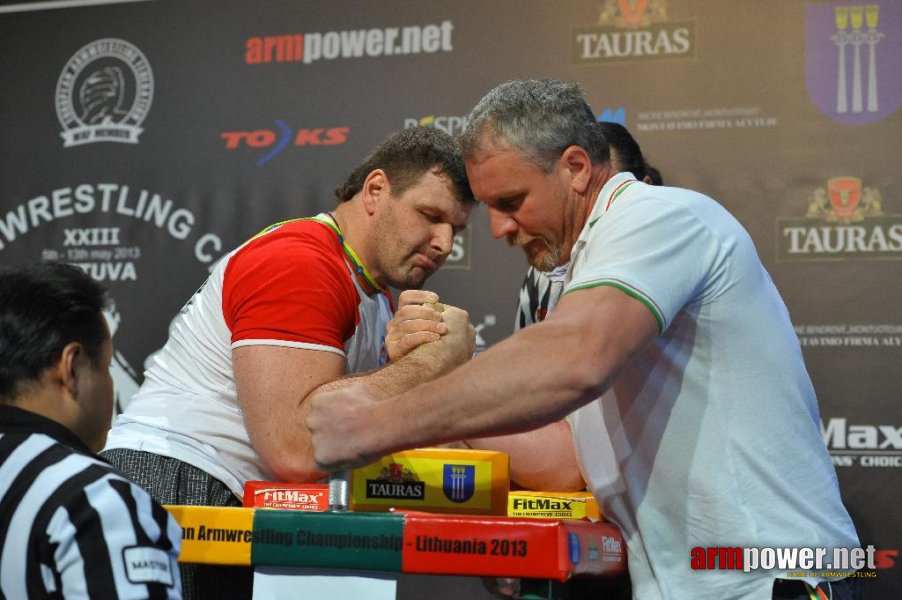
[{"x1": 565, "y1": 173, "x2": 859, "y2": 599}]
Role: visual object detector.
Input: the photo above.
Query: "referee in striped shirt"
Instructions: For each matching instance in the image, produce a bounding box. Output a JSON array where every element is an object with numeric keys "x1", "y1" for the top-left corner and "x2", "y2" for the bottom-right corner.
[{"x1": 0, "y1": 263, "x2": 182, "y2": 599}]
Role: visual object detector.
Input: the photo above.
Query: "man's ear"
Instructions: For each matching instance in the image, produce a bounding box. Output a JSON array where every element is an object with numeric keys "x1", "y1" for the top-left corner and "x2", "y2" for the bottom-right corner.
[
  {"x1": 560, "y1": 145, "x2": 592, "y2": 194},
  {"x1": 55, "y1": 342, "x2": 83, "y2": 401},
  {"x1": 362, "y1": 169, "x2": 388, "y2": 215}
]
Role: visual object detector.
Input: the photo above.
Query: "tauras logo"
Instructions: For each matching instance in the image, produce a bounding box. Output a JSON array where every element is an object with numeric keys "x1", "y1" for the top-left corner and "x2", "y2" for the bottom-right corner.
[
  {"x1": 366, "y1": 461, "x2": 425, "y2": 499},
  {"x1": 572, "y1": 0, "x2": 695, "y2": 64},
  {"x1": 365, "y1": 480, "x2": 425, "y2": 499},
  {"x1": 821, "y1": 418, "x2": 902, "y2": 450},
  {"x1": 777, "y1": 177, "x2": 902, "y2": 261}
]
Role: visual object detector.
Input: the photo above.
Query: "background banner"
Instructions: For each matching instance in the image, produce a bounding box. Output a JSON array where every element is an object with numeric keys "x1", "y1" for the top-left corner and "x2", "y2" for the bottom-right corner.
[{"x1": 1, "y1": 1, "x2": 899, "y2": 596}]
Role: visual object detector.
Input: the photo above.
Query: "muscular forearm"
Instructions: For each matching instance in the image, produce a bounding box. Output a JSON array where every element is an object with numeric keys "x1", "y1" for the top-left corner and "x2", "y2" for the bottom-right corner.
[
  {"x1": 309, "y1": 285, "x2": 660, "y2": 473},
  {"x1": 255, "y1": 313, "x2": 472, "y2": 481},
  {"x1": 366, "y1": 320, "x2": 604, "y2": 457},
  {"x1": 316, "y1": 339, "x2": 464, "y2": 400},
  {"x1": 264, "y1": 356, "x2": 448, "y2": 481}
]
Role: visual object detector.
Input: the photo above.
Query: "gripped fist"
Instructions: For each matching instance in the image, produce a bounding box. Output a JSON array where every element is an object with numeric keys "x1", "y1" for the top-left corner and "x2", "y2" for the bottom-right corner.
[
  {"x1": 306, "y1": 382, "x2": 383, "y2": 472},
  {"x1": 385, "y1": 290, "x2": 448, "y2": 361},
  {"x1": 406, "y1": 302, "x2": 476, "y2": 375}
]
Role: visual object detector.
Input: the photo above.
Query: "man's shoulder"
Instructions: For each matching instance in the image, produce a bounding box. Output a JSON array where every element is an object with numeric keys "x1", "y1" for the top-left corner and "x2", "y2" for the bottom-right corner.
[
  {"x1": 220, "y1": 216, "x2": 361, "y2": 335},
  {"x1": 225, "y1": 218, "x2": 348, "y2": 283},
  {"x1": 232, "y1": 218, "x2": 341, "y2": 266}
]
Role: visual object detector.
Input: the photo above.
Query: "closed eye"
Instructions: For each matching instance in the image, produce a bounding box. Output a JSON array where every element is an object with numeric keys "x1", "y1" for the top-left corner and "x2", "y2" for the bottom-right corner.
[
  {"x1": 419, "y1": 209, "x2": 467, "y2": 234},
  {"x1": 420, "y1": 211, "x2": 442, "y2": 223},
  {"x1": 495, "y1": 196, "x2": 523, "y2": 213}
]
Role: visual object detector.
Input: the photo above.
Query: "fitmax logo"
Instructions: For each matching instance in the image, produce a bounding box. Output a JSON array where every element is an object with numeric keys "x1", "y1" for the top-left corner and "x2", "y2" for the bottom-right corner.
[{"x1": 822, "y1": 418, "x2": 901, "y2": 449}]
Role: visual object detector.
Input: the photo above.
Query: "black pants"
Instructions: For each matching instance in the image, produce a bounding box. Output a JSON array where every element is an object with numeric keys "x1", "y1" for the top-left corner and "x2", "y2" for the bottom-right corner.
[{"x1": 772, "y1": 577, "x2": 864, "y2": 600}]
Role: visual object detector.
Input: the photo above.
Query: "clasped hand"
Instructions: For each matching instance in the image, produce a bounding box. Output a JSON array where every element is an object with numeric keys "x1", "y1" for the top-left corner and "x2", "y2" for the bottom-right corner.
[{"x1": 386, "y1": 290, "x2": 475, "y2": 371}]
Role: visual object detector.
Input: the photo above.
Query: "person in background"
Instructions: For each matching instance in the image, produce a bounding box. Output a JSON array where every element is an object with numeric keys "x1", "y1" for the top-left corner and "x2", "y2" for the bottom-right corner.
[
  {"x1": 644, "y1": 163, "x2": 663, "y2": 186},
  {"x1": 0, "y1": 263, "x2": 182, "y2": 599},
  {"x1": 306, "y1": 79, "x2": 862, "y2": 600},
  {"x1": 102, "y1": 126, "x2": 477, "y2": 600}
]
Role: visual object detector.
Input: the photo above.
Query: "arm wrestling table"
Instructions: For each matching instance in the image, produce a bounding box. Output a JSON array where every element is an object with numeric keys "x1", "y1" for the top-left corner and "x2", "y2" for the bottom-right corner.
[{"x1": 164, "y1": 506, "x2": 628, "y2": 599}]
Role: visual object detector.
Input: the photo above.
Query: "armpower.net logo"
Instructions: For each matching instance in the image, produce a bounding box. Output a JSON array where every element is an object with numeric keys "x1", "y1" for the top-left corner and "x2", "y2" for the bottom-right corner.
[
  {"x1": 245, "y1": 21, "x2": 454, "y2": 65},
  {"x1": 690, "y1": 545, "x2": 898, "y2": 575}
]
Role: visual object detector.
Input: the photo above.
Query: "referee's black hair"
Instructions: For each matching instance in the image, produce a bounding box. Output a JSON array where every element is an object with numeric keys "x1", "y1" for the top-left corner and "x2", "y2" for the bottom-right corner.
[
  {"x1": 599, "y1": 121, "x2": 647, "y2": 183},
  {"x1": 0, "y1": 263, "x2": 109, "y2": 401}
]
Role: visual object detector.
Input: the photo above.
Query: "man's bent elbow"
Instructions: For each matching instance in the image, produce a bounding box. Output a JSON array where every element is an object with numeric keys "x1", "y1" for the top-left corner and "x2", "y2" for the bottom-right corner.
[
  {"x1": 560, "y1": 356, "x2": 611, "y2": 410},
  {"x1": 513, "y1": 467, "x2": 586, "y2": 492},
  {"x1": 265, "y1": 454, "x2": 327, "y2": 484}
]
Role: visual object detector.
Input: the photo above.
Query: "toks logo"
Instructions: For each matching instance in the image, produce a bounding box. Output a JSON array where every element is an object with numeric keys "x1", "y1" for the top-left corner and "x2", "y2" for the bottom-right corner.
[
  {"x1": 220, "y1": 120, "x2": 349, "y2": 165},
  {"x1": 572, "y1": 0, "x2": 695, "y2": 64},
  {"x1": 777, "y1": 177, "x2": 902, "y2": 261}
]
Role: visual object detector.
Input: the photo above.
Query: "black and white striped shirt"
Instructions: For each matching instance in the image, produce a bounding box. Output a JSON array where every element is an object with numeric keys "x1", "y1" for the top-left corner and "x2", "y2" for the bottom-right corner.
[
  {"x1": 0, "y1": 406, "x2": 182, "y2": 599},
  {"x1": 515, "y1": 265, "x2": 569, "y2": 331}
]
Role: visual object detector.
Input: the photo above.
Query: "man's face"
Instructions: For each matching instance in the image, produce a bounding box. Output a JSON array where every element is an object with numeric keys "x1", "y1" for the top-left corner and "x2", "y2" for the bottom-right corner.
[
  {"x1": 75, "y1": 320, "x2": 114, "y2": 453},
  {"x1": 465, "y1": 144, "x2": 572, "y2": 271},
  {"x1": 370, "y1": 169, "x2": 471, "y2": 289}
]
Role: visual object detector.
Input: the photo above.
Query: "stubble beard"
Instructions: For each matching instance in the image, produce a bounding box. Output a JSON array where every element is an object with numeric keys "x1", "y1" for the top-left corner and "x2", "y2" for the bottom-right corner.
[
  {"x1": 399, "y1": 263, "x2": 429, "y2": 290},
  {"x1": 510, "y1": 233, "x2": 561, "y2": 272},
  {"x1": 387, "y1": 252, "x2": 440, "y2": 290}
]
